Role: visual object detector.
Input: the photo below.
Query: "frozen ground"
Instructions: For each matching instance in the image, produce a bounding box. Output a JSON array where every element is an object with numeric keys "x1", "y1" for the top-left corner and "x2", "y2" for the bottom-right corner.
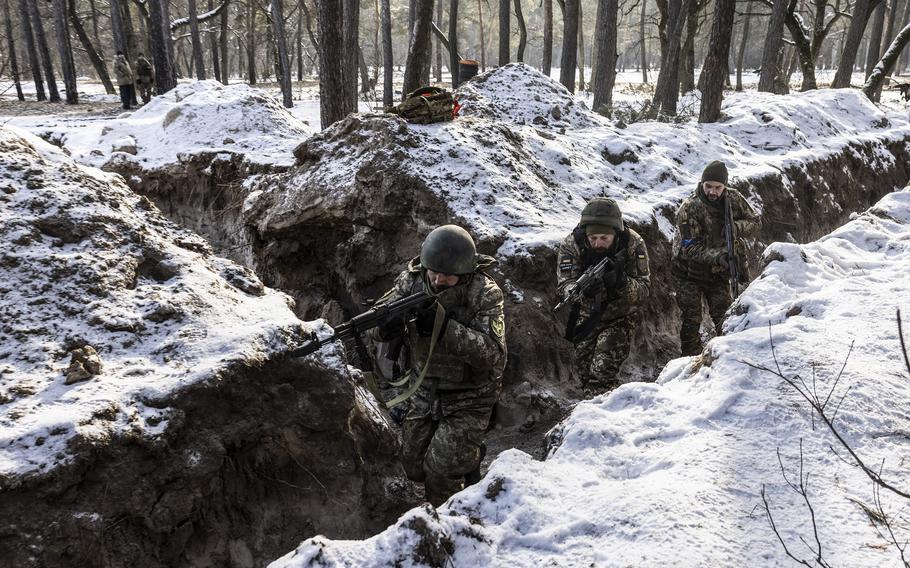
[{"x1": 271, "y1": 187, "x2": 910, "y2": 567}]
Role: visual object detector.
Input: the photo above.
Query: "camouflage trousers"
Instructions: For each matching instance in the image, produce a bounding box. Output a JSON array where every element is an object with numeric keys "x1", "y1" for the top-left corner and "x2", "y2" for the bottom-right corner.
[
  {"x1": 401, "y1": 379, "x2": 497, "y2": 506},
  {"x1": 574, "y1": 316, "x2": 635, "y2": 393},
  {"x1": 676, "y1": 277, "x2": 732, "y2": 356}
]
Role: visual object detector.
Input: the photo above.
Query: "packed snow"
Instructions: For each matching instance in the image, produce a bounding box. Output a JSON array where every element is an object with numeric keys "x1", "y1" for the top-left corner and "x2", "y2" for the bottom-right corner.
[
  {"x1": 0, "y1": 126, "x2": 307, "y2": 487},
  {"x1": 248, "y1": 64, "x2": 910, "y2": 258},
  {"x1": 271, "y1": 187, "x2": 910, "y2": 566}
]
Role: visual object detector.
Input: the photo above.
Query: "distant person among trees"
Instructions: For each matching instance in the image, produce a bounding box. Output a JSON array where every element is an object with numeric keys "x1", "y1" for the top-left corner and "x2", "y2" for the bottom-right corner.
[
  {"x1": 672, "y1": 161, "x2": 762, "y2": 356},
  {"x1": 113, "y1": 52, "x2": 135, "y2": 110},
  {"x1": 136, "y1": 53, "x2": 154, "y2": 105},
  {"x1": 555, "y1": 198, "x2": 652, "y2": 395}
]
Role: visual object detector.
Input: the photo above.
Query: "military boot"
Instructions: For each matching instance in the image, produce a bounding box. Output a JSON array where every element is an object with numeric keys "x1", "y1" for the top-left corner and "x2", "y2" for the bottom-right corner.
[{"x1": 464, "y1": 442, "x2": 487, "y2": 487}]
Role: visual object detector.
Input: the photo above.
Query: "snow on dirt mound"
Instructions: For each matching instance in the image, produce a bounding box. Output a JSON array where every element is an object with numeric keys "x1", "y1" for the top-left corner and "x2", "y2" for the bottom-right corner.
[
  {"x1": 248, "y1": 64, "x2": 909, "y2": 257},
  {"x1": 270, "y1": 189, "x2": 910, "y2": 567},
  {"x1": 89, "y1": 80, "x2": 313, "y2": 169},
  {"x1": 0, "y1": 127, "x2": 305, "y2": 487}
]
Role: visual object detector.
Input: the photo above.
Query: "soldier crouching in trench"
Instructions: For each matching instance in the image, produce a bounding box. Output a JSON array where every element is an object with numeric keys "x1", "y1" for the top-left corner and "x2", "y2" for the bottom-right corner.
[
  {"x1": 556, "y1": 198, "x2": 651, "y2": 395},
  {"x1": 371, "y1": 225, "x2": 507, "y2": 506}
]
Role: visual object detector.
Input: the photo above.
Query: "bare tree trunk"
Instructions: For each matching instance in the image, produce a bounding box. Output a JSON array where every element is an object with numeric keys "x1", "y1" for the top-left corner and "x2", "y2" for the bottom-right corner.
[
  {"x1": 577, "y1": 1, "x2": 585, "y2": 90},
  {"x1": 542, "y1": 0, "x2": 552, "y2": 76},
  {"x1": 864, "y1": 21, "x2": 910, "y2": 97},
  {"x1": 434, "y1": 0, "x2": 443, "y2": 79},
  {"x1": 318, "y1": 0, "x2": 346, "y2": 126},
  {"x1": 900, "y1": 0, "x2": 910, "y2": 73},
  {"x1": 109, "y1": 0, "x2": 125, "y2": 53},
  {"x1": 343, "y1": 0, "x2": 360, "y2": 113},
  {"x1": 68, "y1": 0, "x2": 114, "y2": 93},
  {"x1": 735, "y1": 1, "x2": 751, "y2": 91},
  {"x1": 3, "y1": 0, "x2": 24, "y2": 100},
  {"x1": 148, "y1": 0, "x2": 176, "y2": 92},
  {"x1": 247, "y1": 0, "x2": 257, "y2": 83},
  {"x1": 449, "y1": 0, "x2": 459, "y2": 87},
  {"x1": 209, "y1": 0, "x2": 221, "y2": 81},
  {"x1": 28, "y1": 0, "x2": 61, "y2": 101},
  {"x1": 865, "y1": 0, "x2": 886, "y2": 78},
  {"x1": 514, "y1": 0, "x2": 527, "y2": 61},
  {"x1": 404, "y1": 0, "x2": 434, "y2": 95},
  {"x1": 296, "y1": 0, "x2": 304, "y2": 80},
  {"x1": 51, "y1": 0, "x2": 78, "y2": 103},
  {"x1": 88, "y1": 0, "x2": 99, "y2": 43},
  {"x1": 560, "y1": 0, "x2": 579, "y2": 91},
  {"x1": 833, "y1": 0, "x2": 873, "y2": 87},
  {"x1": 698, "y1": 0, "x2": 734, "y2": 122},
  {"x1": 18, "y1": 0, "x2": 45, "y2": 100},
  {"x1": 381, "y1": 0, "x2": 392, "y2": 105},
  {"x1": 271, "y1": 0, "x2": 293, "y2": 106},
  {"x1": 220, "y1": 0, "x2": 230, "y2": 83},
  {"x1": 188, "y1": 0, "x2": 206, "y2": 79},
  {"x1": 758, "y1": 0, "x2": 787, "y2": 92},
  {"x1": 498, "y1": 0, "x2": 508, "y2": 64},
  {"x1": 592, "y1": 0, "x2": 617, "y2": 110},
  {"x1": 640, "y1": 0, "x2": 647, "y2": 83},
  {"x1": 679, "y1": 0, "x2": 699, "y2": 93},
  {"x1": 651, "y1": 0, "x2": 692, "y2": 116},
  {"x1": 478, "y1": 0, "x2": 486, "y2": 70}
]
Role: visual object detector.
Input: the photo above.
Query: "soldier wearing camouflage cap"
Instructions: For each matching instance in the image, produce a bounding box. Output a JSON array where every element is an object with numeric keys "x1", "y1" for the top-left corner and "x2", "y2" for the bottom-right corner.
[
  {"x1": 672, "y1": 160, "x2": 761, "y2": 356},
  {"x1": 556, "y1": 198, "x2": 651, "y2": 394},
  {"x1": 373, "y1": 225, "x2": 506, "y2": 505}
]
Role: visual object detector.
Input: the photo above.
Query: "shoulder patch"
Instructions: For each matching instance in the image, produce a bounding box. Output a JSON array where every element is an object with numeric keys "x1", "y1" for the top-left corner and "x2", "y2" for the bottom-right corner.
[{"x1": 490, "y1": 314, "x2": 505, "y2": 339}]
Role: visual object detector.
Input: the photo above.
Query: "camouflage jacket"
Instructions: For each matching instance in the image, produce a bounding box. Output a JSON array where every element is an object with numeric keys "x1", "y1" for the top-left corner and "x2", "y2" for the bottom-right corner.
[
  {"x1": 113, "y1": 56, "x2": 133, "y2": 86},
  {"x1": 672, "y1": 187, "x2": 761, "y2": 282},
  {"x1": 372, "y1": 255, "x2": 506, "y2": 391},
  {"x1": 556, "y1": 227, "x2": 651, "y2": 323}
]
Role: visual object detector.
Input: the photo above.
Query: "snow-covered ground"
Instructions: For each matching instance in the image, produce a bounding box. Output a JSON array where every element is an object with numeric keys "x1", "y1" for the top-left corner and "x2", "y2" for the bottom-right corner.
[
  {"x1": 0, "y1": 127, "x2": 307, "y2": 486},
  {"x1": 271, "y1": 187, "x2": 910, "y2": 566}
]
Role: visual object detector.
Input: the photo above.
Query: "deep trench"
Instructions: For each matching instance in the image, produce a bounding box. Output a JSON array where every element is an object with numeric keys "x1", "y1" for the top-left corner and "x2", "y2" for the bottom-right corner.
[{"x1": 6, "y1": 134, "x2": 903, "y2": 568}]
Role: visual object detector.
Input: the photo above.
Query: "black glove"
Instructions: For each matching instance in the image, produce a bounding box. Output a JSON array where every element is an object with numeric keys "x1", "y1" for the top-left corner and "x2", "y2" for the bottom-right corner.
[
  {"x1": 613, "y1": 263, "x2": 628, "y2": 290},
  {"x1": 582, "y1": 277, "x2": 605, "y2": 298},
  {"x1": 415, "y1": 303, "x2": 449, "y2": 337},
  {"x1": 377, "y1": 315, "x2": 405, "y2": 340}
]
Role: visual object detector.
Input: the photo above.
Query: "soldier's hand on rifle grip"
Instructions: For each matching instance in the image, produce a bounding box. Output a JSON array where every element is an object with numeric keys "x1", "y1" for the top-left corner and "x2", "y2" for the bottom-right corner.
[
  {"x1": 377, "y1": 315, "x2": 406, "y2": 340},
  {"x1": 415, "y1": 303, "x2": 448, "y2": 337},
  {"x1": 714, "y1": 252, "x2": 730, "y2": 270},
  {"x1": 582, "y1": 277, "x2": 605, "y2": 298}
]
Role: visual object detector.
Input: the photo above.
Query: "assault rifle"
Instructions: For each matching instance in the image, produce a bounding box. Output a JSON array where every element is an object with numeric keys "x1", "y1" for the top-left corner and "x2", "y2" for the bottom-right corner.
[
  {"x1": 291, "y1": 291, "x2": 431, "y2": 358},
  {"x1": 723, "y1": 195, "x2": 741, "y2": 297},
  {"x1": 553, "y1": 255, "x2": 615, "y2": 312}
]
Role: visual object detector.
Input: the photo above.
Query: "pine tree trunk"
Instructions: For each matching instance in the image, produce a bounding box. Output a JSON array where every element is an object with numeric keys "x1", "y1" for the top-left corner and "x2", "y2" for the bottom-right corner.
[
  {"x1": 3, "y1": 0, "x2": 24, "y2": 100},
  {"x1": 109, "y1": 0, "x2": 125, "y2": 53},
  {"x1": 434, "y1": 0, "x2": 442, "y2": 79},
  {"x1": 577, "y1": 1, "x2": 585, "y2": 90},
  {"x1": 18, "y1": 0, "x2": 45, "y2": 100},
  {"x1": 498, "y1": 0, "x2": 508, "y2": 65},
  {"x1": 381, "y1": 0, "x2": 393, "y2": 105},
  {"x1": 68, "y1": 0, "x2": 115, "y2": 93},
  {"x1": 449, "y1": 0, "x2": 459, "y2": 87},
  {"x1": 271, "y1": 0, "x2": 292, "y2": 106},
  {"x1": 900, "y1": 0, "x2": 910, "y2": 73},
  {"x1": 88, "y1": 0, "x2": 99, "y2": 43},
  {"x1": 188, "y1": 0, "x2": 206, "y2": 79},
  {"x1": 247, "y1": 0, "x2": 257, "y2": 83},
  {"x1": 220, "y1": 0, "x2": 229, "y2": 83},
  {"x1": 651, "y1": 0, "x2": 692, "y2": 116},
  {"x1": 342, "y1": 0, "x2": 360, "y2": 112},
  {"x1": 757, "y1": 0, "x2": 787, "y2": 92},
  {"x1": 28, "y1": 0, "x2": 61, "y2": 101},
  {"x1": 640, "y1": 0, "x2": 647, "y2": 83},
  {"x1": 698, "y1": 0, "x2": 733, "y2": 122},
  {"x1": 542, "y1": 0, "x2": 552, "y2": 76},
  {"x1": 592, "y1": 0, "x2": 617, "y2": 111},
  {"x1": 318, "y1": 0, "x2": 346, "y2": 126},
  {"x1": 478, "y1": 0, "x2": 485, "y2": 70},
  {"x1": 735, "y1": 1, "x2": 750, "y2": 91},
  {"x1": 514, "y1": 0, "x2": 526, "y2": 61},
  {"x1": 209, "y1": 0, "x2": 221, "y2": 81},
  {"x1": 51, "y1": 0, "x2": 78, "y2": 103},
  {"x1": 148, "y1": 0, "x2": 176, "y2": 93},
  {"x1": 864, "y1": 21, "x2": 910, "y2": 99},
  {"x1": 865, "y1": 0, "x2": 886, "y2": 78},
  {"x1": 559, "y1": 0, "x2": 579, "y2": 91},
  {"x1": 403, "y1": 0, "x2": 434, "y2": 95},
  {"x1": 297, "y1": 1, "x2": 304, "y2": 80},
  {"x1": 832, "y1": 0, "x2": 873, "y2": 87}
]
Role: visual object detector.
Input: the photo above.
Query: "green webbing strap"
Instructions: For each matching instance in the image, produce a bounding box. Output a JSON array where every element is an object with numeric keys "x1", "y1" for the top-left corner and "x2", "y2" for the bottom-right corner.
[{"x1": 384, "y1": 301, "x2": 446, "y2": 409}]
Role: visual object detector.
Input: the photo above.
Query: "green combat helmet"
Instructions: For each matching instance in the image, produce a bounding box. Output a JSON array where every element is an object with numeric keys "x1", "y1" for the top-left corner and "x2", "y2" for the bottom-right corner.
[
  {"x1": 580, "y1": 198, "x2": 624, "y2": 232},
  {"x1": 420, "y1": 225, "x2": 477, "y2": 275}
]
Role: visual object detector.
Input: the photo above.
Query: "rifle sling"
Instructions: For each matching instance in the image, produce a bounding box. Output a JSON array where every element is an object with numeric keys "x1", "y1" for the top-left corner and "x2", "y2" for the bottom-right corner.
[{"x1": 384, "y1": 301, "x2": 447, "y2": 408}]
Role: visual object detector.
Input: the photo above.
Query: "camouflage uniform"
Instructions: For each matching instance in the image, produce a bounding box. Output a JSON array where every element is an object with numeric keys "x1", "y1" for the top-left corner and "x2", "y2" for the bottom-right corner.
[
  {"x1": 374, "y1": 256, "x2": 506, "y2": 505},
  {"x1": 556, "y1": 228, "x2": 651, "y2": 392},
  {"x1": 672, "y1": 185, "x2": 761, "y2": 355},
  {"x1": 136, "y1": 56, "x2": 154, "y2": 104}
]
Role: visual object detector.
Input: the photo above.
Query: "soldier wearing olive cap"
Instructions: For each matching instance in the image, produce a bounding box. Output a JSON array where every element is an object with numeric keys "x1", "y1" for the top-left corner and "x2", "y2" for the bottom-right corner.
[{"x1": 556, "y1": 198, "x2": 651, "y2": 394}]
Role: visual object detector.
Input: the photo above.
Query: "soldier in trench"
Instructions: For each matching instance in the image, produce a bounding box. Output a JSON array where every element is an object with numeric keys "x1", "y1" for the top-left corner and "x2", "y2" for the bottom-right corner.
[
  {"x1": 372, "y1": 225, "x2": 506, "y2": 506},
  {"x1": 556, "y1": 198, "x2": 651, "y2": 394},
  {"x1": 672, "y1": 160, "x2": 761, "y2": 356}
]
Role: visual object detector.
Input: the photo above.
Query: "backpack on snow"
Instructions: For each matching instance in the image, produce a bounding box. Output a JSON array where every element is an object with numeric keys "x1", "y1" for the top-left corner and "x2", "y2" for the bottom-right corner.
[{"x1": 388, "y1": 86, "x2": 458, "y2": 124}]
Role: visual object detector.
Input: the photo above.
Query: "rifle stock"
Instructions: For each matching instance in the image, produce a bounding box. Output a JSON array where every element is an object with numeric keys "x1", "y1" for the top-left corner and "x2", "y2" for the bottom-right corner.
[{"x1": 724, "y1": 195, "x2": 741, "y2": 297}]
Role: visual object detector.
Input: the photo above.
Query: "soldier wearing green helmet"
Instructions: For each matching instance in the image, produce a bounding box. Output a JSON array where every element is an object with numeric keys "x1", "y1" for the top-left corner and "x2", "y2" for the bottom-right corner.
[
  {"x1": 372, "y1": 224, "x2": 506, "y2": 505},
  {"x1": 556, "y1": 198, "x2": 651, "y2": 394}
]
